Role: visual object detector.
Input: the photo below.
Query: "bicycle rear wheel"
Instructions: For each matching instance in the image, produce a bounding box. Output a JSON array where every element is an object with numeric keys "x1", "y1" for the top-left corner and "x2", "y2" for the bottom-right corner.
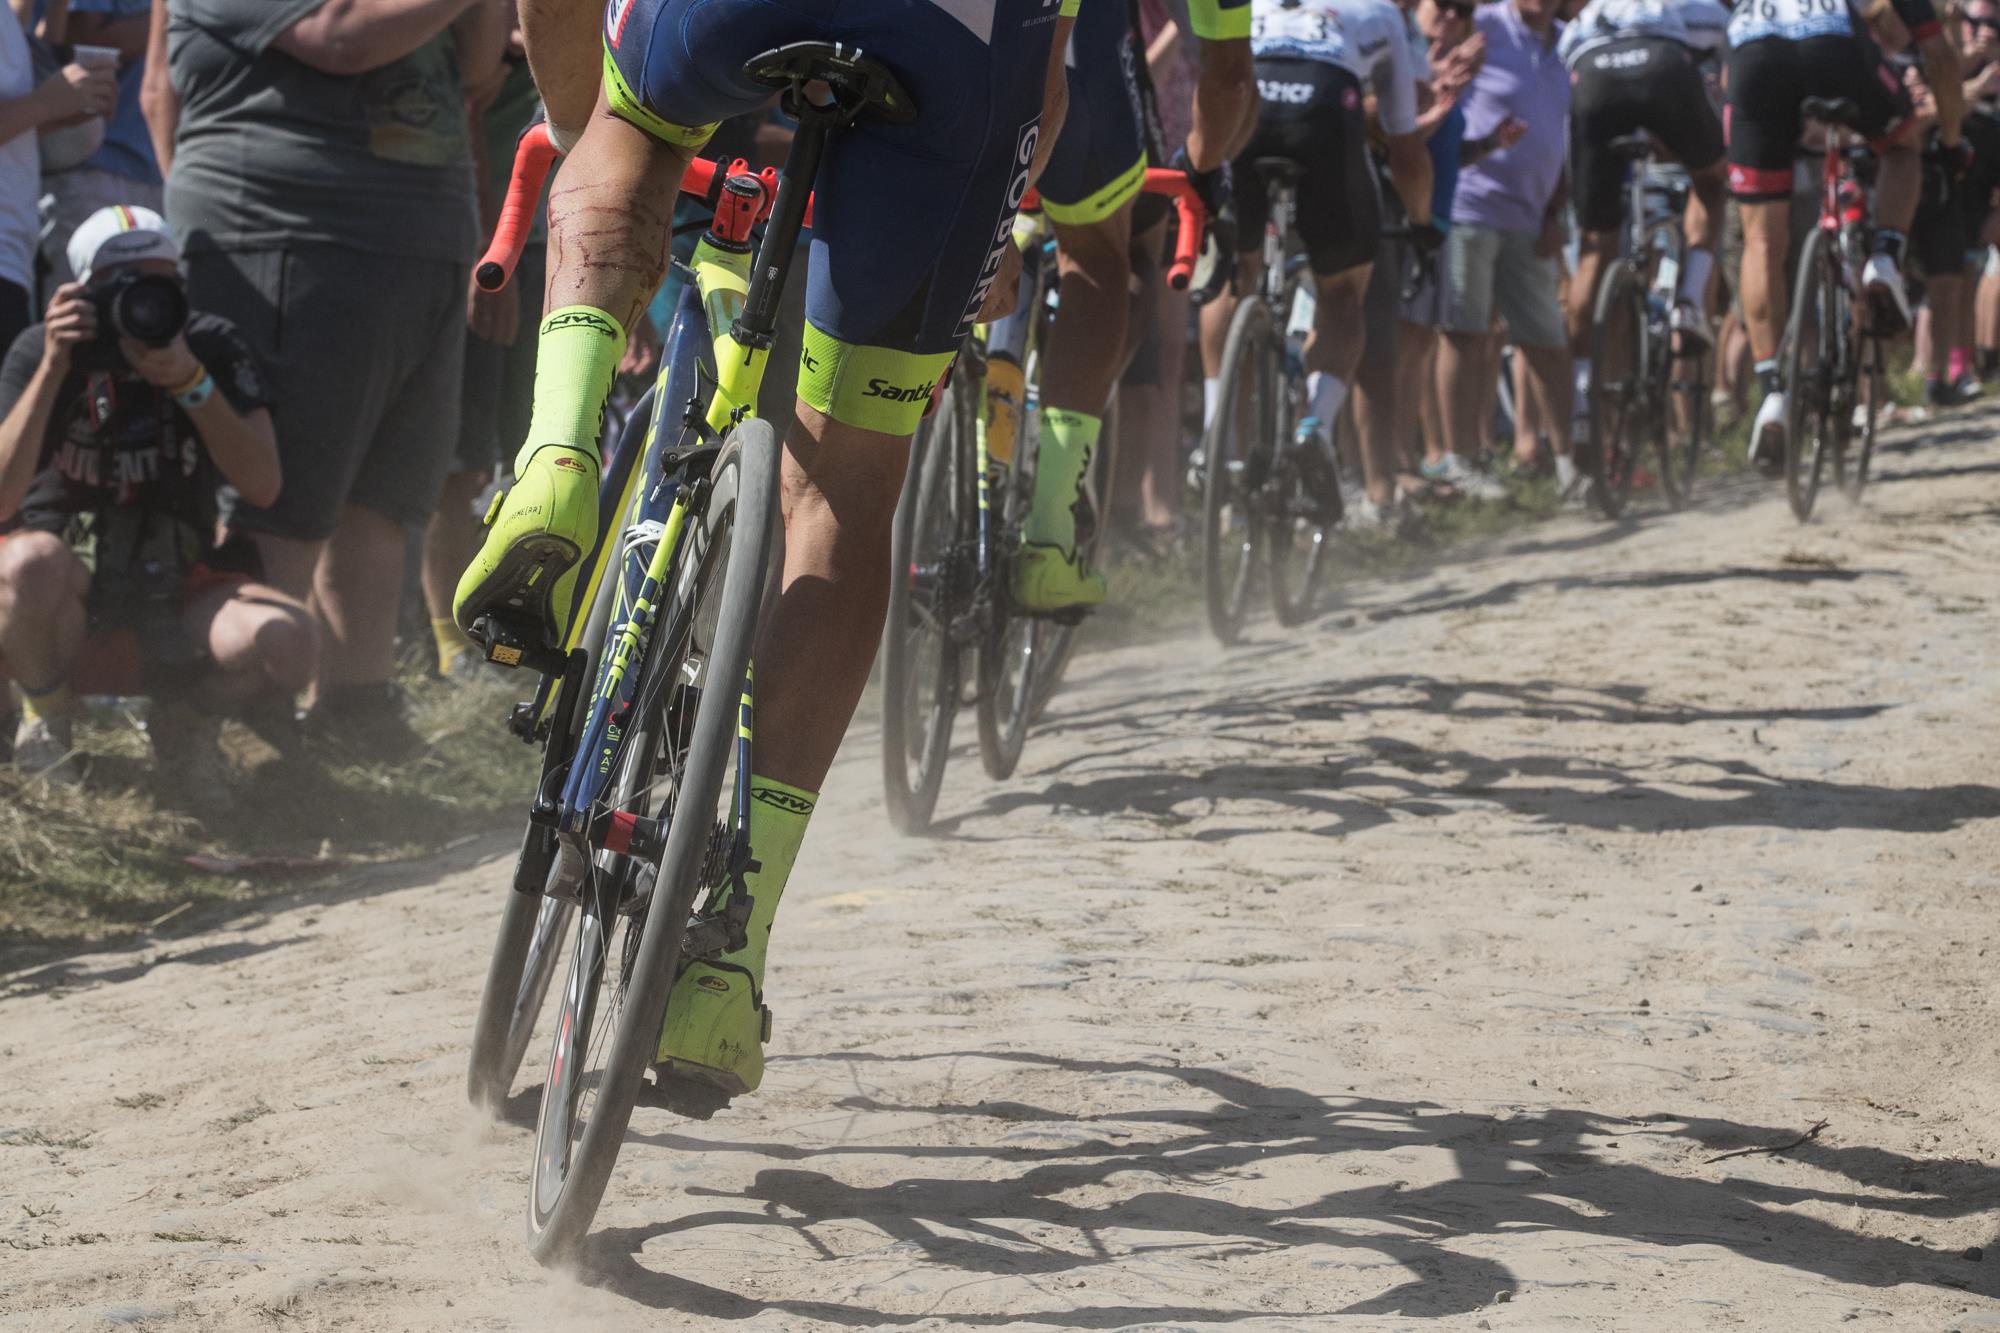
[
  {"x1": 1203, "y1": 296, "x2": 1274, "y2": 644},
  {"x1": 1783, "y1": 228, "x2": 1836, "y2": 522},
  {"x1": 523, "y1": 421, "x2": 777, "y2": 1265},
  {"x1": 1587, "y1": 261, "x2": 1644, "y2": 519},
  {"x1": 881, "y1": 380, "x2": 970, "y2": 832},
  {"x1": 1657, "y1": 342, "x2": 1708, "y2": 510}
]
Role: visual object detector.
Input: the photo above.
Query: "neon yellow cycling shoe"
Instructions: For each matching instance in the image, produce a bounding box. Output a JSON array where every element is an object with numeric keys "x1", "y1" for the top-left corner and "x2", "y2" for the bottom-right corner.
[
  {"x1": 452, "y1": 444, "x2": 599, "y2": 649},
  {"x1": 652, "y1": 960, "x2": 771, "y2": 1118},
  {"x1": 1012, "y1": 542, "x2": 1107, "y2": 613}
]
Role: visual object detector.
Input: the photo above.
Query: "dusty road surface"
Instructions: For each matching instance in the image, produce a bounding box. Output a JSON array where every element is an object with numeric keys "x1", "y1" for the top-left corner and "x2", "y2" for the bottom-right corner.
[{"x1": 7, "y1": 410, "x2": 2000, "y2": 1332}]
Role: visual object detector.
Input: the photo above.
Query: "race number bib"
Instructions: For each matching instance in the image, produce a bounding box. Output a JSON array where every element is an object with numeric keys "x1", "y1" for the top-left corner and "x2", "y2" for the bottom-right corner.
[{"x1": 1728, "y1": 0, "x2": 1851, "y2": 46}]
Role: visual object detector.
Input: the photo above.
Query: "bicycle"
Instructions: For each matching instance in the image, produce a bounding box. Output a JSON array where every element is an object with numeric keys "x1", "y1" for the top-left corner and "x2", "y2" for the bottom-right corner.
[
  {"x1": 1780, "y1": 96, "x2": 1888, "y2": 521},
  {"x1": 880, "y1": 183, "x2": 1204, "y2": 832},
  {"x1": 460, "y1": 44, "x2": 912, "y2": 1262},
  {"x1": 1200, "y1": 162, "x2": 1433, "y2": 643},
  {"x1": 1584, "y1": 135, "x2": 1712, "y2": 518}
]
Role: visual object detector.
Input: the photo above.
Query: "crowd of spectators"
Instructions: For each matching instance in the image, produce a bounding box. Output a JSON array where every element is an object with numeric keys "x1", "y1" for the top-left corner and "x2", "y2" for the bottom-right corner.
[{"x1": 3, "y1": 0, "x2": 1999, "y2": 813}]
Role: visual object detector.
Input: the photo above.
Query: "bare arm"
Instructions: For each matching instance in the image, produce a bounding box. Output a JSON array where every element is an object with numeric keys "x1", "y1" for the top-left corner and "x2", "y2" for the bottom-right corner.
[
  {"x1": 0, "y1": 63, "x2": 116, "y2": 144},
  {"x1": 1146, "y1": 18, "x2": 1181, "y2": 81},
  {"x1": 1187, "y1": 36, "x2": 1257, "y2": 170},
  {"x1": 140, "y1": 0, "x2": 176, "y2": 172},
  {"x1": 187, "y1": 400, "x2": 280, "y2": 508},
  {"x1": 453, "y1": 0, "x2": 508, "y2": 105},
  {"x1": 1920, "y1": 32, "x2": 1966, "y2": 145},
  {"x1": 0, "y1": 366, "x2": 60, "y2": 524},
  {"x1": 37, "y1": 0, "x2": 69, "y2": 42},
  {"x1": 272, "y1": 0, "x2": 474, "y2": 77},
  {"x1": 1386, "y1": 131, "x2": 1434, "y2": 228}
]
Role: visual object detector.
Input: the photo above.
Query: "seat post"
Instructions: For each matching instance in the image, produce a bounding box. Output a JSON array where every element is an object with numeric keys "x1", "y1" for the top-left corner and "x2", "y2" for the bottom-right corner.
[{"x1": 734, "y1": 97, "x2": 841, "y2": 348}]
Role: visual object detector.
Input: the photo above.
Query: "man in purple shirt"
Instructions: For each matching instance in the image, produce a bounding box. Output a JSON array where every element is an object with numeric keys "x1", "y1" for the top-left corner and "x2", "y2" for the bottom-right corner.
[{"x1": 1435, "y1": 0, "x2": 1578, "y2": 495}]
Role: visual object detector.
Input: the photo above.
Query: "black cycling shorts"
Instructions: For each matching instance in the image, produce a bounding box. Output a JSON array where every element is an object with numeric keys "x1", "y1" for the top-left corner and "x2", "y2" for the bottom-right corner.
[
  {"x1": 1724, "y1": 32, "x2": 1912, "y2": 200},
  {"x1": 1039, "y1": 0, "x2": 1147, "y2": 226},
  {"x1": 1570, "y1": 37, "x2": 1725, "y2": 233},
  {"x1": 1231, "y1": 58, "x2": 1377, "y2": 277}
]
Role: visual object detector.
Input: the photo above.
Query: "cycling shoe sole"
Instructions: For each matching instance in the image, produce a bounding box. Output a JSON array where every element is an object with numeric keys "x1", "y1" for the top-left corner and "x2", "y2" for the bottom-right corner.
[{"x1": 455, "y1": 535, "x2": 580, "y2": 644}]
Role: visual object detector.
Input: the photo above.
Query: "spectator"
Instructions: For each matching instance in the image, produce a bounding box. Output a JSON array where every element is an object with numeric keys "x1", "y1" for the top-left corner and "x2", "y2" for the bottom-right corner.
[
  {"x1": 1, "y1": 5, "x2": 115, "y2": 349},
  {"x1": 1434, "y1": 0, "x2": 1578, "y2": 496},
  {"x1": 426, "y1": 46, "x2": 542, "y2": 682},
  {"x1": 38, "y1": 0, "x2": 162, "y2": 293},
  {"x1": 0, "y1": 206, "x2": 314, "y2": 787},
  {"x1": 154, "y1": 0, "x2": 504, "y2": 755}
]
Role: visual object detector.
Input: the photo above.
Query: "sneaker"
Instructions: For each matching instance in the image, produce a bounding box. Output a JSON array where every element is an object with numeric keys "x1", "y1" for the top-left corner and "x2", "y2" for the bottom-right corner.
[
  {"x1": 1924, "y1": 377, "x2": 1965, "y2": 409},
  {"x1": 1955, "y1": 372, "x2": 1984, "y2": 401},
  {"x1": 1749, "y1": 390, "x2": 1787, "y2": 477},
  {"x1": 1862, "y1": 254, "x2": 1913, "y2": 336},
  {"x1": 1422, "y1": 452, "x2": 1509, "y2": 502},
  {"x1": 1011, "y1": 543, "x2": 1107, "y2": 613},
  {"x1": 1670, "y1": 300, "x2": 1713, "y2": 354},
  {"x1": 451, "y1": 443, "x2": 600, "y2": 652},
  {"x1": 12, "y1": 713, "x2": 80, "y2": 785},
  {"x1": 301, "y1": 682, "x2": 428, "y2": 763},
  {"x1": 652, "y1": 959, "x2": 772, "y2": 1118}
]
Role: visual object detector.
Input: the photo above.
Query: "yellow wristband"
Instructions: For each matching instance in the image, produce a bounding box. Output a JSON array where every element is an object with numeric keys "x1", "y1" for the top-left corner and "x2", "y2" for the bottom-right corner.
[{"x1": 167, "y1": 363, "x2": 209, "y2": 398}]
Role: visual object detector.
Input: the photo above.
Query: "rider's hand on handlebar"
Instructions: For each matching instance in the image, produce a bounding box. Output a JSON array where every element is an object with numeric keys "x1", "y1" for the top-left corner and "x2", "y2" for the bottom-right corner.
[
  {"x1": 1407, "y1": 222, "x2": 1446, "y2": 255},
  {"x1": 1169, "y1": 144, "x2": 1232, "y2": 220}
]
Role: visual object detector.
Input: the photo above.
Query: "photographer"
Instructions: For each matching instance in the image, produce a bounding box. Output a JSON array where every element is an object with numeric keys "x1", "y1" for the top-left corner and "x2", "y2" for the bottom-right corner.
[{"x1": 0, "y1": 206, "x2": 313, "y2": 787}]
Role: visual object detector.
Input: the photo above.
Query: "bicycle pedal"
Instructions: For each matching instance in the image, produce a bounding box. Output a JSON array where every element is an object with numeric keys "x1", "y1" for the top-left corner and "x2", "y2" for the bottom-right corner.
[{"x1": 472, "y1": 613, "x2": 568, "y2": 676}]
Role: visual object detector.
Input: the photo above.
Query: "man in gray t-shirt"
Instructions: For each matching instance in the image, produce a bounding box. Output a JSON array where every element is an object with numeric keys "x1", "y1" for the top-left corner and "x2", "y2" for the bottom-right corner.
[{"x1": 161, "y1": 0, "x2": 503, "y2": 753}]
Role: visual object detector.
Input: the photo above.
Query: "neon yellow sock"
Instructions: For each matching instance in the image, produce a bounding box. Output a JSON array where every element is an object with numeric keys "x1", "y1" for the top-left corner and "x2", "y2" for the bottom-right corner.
[
  {"x1": 431, "y1": 617, "x2": 472, "y2": 674},
  {"x1": 516, "y1": 306, "x2": 628, "y2": 473},
  {"x1": 20, "y1": 681, "x2": 75, "y2": 722},
  {"x1": 1025, "y1": 407, "x2": 1100, "y2": 552},
  {"x1": 732, "y1": 776, "x2": 817, "y2": 982}
]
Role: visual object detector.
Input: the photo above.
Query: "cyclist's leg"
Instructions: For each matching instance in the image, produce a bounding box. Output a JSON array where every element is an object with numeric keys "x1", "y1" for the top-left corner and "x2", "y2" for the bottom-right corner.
[
  {"x1": 1016, "y1": 0, "x2": 1145, "y2": 609},
  {"x1": 1566, "y1": 41, "x2": 1639, "y2": 421},
  {"x1": 1641, "y1": 43, "x2": 1728, "y2": 337},
  {"x1": 658, "y1": 1, "x2": 1071, "y2": 1097},
  {"x1": 1726, "y1": 34, "x2": 1805, "y2": 464}
]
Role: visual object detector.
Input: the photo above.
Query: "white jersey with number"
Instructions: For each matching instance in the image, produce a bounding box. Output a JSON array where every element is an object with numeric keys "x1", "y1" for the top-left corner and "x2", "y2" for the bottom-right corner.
[
  {"x1": 1725, "y1": 0, "x2": 1864, "y2": 47},
  {"x1": 1559, "y1": 0, "x2": 1731, "y2": 67},
  {"x1": 1249, "y1": 0, "x2": 1421, "y2": 135}
]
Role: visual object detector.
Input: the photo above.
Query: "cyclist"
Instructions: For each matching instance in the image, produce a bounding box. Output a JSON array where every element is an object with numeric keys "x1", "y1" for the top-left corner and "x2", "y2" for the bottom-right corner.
[
  {"x1": 1559, "y1": 0, "x2": 1730, "y2": 426},
  {"x1": 1726, "y1": 0, "x2": 1965, "y2": 469},
  {"x1": 1199, "y1": 0, "x2": 1435, "y2": 522},
  {"x1": 453, "y1": 0, "x2": 1077, "y2": 1108}
]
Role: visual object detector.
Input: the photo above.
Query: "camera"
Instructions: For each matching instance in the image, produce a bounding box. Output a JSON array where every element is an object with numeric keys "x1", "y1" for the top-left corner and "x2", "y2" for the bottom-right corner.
[{"x1": 92, "y1": 270, "x2": 189, "y2": 348}]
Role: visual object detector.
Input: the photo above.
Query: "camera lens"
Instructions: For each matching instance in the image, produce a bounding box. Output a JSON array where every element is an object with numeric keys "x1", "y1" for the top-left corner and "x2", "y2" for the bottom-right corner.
[{"x1": 111, "y1": 275, "x2": 190, "y2": 346}]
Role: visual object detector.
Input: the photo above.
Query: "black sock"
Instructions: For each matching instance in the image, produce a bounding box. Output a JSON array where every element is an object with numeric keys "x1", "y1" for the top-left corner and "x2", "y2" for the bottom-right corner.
[{"x1": 1981, "y1": 348, "x2": 1999, "y2": 378}]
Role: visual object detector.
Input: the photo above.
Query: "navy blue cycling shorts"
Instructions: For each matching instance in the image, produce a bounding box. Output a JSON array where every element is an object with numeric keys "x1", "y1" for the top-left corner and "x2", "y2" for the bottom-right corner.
[
  {"x1": 1038, "y1": 0, "x2": 1146, "y2": 225},
  {"x1": 603, "y1": 0, "x2": 1071, "y2": 432}
]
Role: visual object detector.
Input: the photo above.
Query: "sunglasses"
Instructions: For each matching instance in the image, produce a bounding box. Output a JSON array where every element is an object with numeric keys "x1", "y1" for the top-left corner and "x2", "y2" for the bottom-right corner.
[
  {"x1": 1965, "y1": 11, "x2": 2000, "y2": 28},
  {"x1": 1437, "y1": 0, "x2": 1476, "y2": 16}
]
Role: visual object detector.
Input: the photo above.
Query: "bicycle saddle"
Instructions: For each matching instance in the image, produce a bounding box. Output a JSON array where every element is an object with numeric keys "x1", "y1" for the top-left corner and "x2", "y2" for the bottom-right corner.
[
  {"x1": 1252, "y1": 156, "x2": 1304, "y2": 184},
  {"x1": 1607, "y1": 134, "x2": 1654, "y2": 161},
  {"x1": 1801, "y1": 96, "x2": 1861, "y2": 128},
  {"x1": 743, "y1": 42, "x2": 917, "y2": 124}
]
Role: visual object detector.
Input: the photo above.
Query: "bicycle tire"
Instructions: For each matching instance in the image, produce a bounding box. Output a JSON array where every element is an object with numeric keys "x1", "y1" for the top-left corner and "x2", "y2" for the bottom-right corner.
[
  {"x1": 881, "y1": 382, "x2": 968, "y2": 832},
  {"x1": 1657, "y1": 341, "x2": 1708, "y2": 511},
  {"x1": 1783, "y1": 228, "x2": 1835, "y2": 522},
  {"x1": 1203, "y1": 296, "x2": 1273, "y2": 644},
  {"x1": 1845, "y1": 331, "x2": 1885, "y2": 500},
  {"x1": 523, "y1": 420, "x2": 778, "y2": 1265},
  {"x1": 1587, "y1": 260, "x2": 1644, "y2": 519}
]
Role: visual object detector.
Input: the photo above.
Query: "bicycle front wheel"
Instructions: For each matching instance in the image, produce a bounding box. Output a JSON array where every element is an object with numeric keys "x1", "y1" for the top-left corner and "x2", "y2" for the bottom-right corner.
[
  {"x1": 1587, "y1": 261, "x2": 1645, "y2": 519},
  {"x1": 523, "y1": 420, "x2": 778, "y2": 1265},
  {"x1": 1845, "y1": 331, "x2": 1885, "y2": 500},
  {"x1": 1203, "y1": 296, "x2": 1275, "y2": 644},
  {"x1": 1783, "y1": 228, "x2": 1836, "y2": 522},
  {"x1": 881, "y1": 379, "x2": 970, "y2": 832}
]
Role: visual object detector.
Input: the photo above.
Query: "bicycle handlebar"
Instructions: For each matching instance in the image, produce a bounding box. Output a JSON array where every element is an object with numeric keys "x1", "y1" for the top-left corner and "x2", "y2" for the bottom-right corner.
[{"x1": 476, "y1": 123, "x2": 1210, "y2": 295}]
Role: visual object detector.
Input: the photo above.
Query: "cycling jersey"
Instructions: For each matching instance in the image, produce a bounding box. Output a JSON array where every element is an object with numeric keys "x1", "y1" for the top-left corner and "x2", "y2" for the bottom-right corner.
[
  {"x1": 1040, "y1": 0, "x2": 1149, "y2": 225},
  {"x1": 1568, "y1": 25, "x2": 1725, "y2": 229},
  {"x1": 603, "y1": 0, "x2": 1077, "y2": 434},
  {"x1": 1249, "y1": 0, "x2": 1420, "y2": 135},
  {"x1": 1160, "y1": 0, "x2": 1254, "y2": 41},
  {"x1": 1559, "y1": 0, "x2": 1728, "y2": 66},
  {"x1": 1725, "y1": 0, "x2": 1940, "y2": 47},
  {"x1": 1232, "y1": 59, "x2": 1380, "y2": 274},
  {"x1": 1723, "y1": 23, "x2": 1912, "y2": 197}
]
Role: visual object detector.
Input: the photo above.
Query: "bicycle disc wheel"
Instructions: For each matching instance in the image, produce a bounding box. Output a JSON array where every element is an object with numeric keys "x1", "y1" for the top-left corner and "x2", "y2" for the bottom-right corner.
[
  {"x1": 881, "y1": 381, "x2": 968, "y2": 832},
  {"x1": 1845, "y1": 332, "x2": 1885, "y2": 500},
  {"x1": 1783, "y1": 229, "x2": 1835, "y2": 522},
  {"x1": 523, "y1": 420, "x2": 778, "y2": 1264},
  {"x1": 1587, "y1": 262, "x2": 1644, "y2": 518},
  {"x1": 1203, "y1": 297, "x2": 1274, "y2": 644}
]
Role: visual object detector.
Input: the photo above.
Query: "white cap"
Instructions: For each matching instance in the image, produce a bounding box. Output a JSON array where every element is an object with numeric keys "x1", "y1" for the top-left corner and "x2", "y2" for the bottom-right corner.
[{"x1": 67, "y1": 205, "x2": 181, "y2": 285}]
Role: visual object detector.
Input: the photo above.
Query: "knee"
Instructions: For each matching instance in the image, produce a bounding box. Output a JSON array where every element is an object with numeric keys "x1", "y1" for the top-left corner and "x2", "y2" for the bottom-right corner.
[
  {"x1": 251, "y1": 606, "x2": 319, "y2": 693},
  {"x1": 0, "y1": 533, "x2": 86, "y2": 618}
]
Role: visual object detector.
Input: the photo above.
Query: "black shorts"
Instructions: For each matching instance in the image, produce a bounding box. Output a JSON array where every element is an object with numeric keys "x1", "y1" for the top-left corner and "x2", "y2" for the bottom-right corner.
[
  {"x1": 1232, "y1": 59, "x2": 1377, "y2": 277},
  {"x1": 1040, "y1": 0, "x2": 1147, "y2": 226},
  {"x1": 1570, "y1": 37, "x2": 1725, "y2": 233},
  {"x1": 1724, "y1": 33, "x2": 1912, "y2": 200}
]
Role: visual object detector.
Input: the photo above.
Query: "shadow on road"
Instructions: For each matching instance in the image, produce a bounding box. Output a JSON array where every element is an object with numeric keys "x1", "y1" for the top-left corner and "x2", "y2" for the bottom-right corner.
[{"x1": 576, "y1": 1050, "x2": 1996, "y2": 1321}]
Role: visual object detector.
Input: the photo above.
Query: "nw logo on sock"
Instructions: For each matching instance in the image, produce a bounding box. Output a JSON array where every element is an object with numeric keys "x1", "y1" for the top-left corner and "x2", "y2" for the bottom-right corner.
[{"x1": 752, "y1": 786, "x2": 815, "y2": 815}]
